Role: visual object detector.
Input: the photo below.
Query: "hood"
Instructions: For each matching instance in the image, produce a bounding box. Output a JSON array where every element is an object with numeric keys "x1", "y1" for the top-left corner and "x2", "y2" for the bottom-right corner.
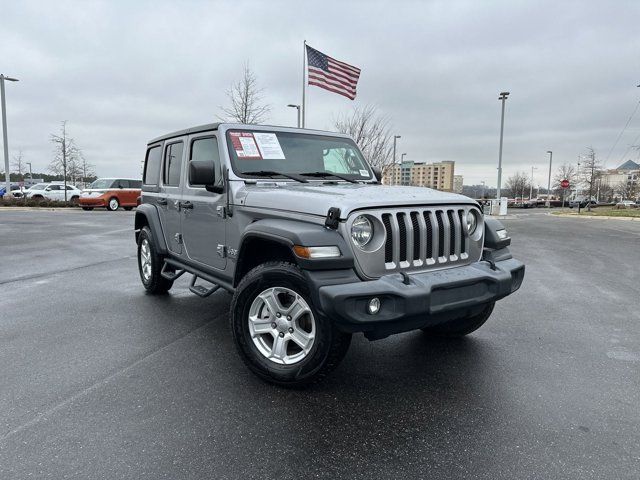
[{"x1": 240, "y1": 182, "x2": 475, "y2": 218}]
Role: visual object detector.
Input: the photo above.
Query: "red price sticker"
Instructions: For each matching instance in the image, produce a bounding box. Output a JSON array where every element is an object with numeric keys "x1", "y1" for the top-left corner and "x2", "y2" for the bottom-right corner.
[{"x1": 229, "y1": 132, "x2": 262, "y2": 159}]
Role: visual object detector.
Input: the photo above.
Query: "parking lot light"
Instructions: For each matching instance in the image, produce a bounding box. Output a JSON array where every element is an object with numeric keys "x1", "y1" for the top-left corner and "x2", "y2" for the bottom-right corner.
[{"x1": 1, "y1": 74, "x2": 19, "y2": 199}]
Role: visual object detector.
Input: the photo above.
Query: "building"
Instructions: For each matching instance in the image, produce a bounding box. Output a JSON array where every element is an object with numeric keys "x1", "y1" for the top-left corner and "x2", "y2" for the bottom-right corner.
[
  {"x1": 600, "y1": 160, "x2": 639, "y2": 199},
  {"x1": 453, "y1": 175, "x2": 464, "y2": 194},
  {"x1": 384, "y1": 160, "x2": 455, "y2": 191}
]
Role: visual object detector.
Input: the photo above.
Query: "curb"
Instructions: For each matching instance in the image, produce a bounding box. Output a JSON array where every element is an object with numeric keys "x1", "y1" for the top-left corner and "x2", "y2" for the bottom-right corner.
[
  {"x1": 552, "y1": 213, "x2": 640, "y2": 222},
  {"x1": 0, "y1": 207, "x2": 80, "y2": 212}
]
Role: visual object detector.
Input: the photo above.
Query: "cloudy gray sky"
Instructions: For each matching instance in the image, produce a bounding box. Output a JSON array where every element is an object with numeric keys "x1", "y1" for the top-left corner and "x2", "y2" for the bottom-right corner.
[{"x1": 2, "y1": 0, "x2": 640, "y2": 186}]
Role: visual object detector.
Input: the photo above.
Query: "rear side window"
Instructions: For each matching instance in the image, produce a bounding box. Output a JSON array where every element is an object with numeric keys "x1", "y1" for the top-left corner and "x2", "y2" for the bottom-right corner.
[
  {"x1": 116, "y1": 180, "x2": 129, "y2": 188},
  {"x1": 163, "y1": 142, "x2": 184, "y2": 186},
  {"x1": 129, "y1": 180, "x2": 142, "y2": 188},
  {"x1": 190, "y1": 136, "x2": 221, "y2": 187},
  {"x1": 143, "y1": 146, "x2": 162, "y2": 185}
]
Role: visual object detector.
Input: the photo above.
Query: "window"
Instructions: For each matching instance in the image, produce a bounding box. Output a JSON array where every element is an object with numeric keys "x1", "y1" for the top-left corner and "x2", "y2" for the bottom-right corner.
[
  {"x1": 48, "y1": 185, "x2": 61, "y2": 191},
  {"x1": 130, "y1": 180, "x2": 142, "y2": 188},
  {"x1": 163, "y1": 142, "x2": 184, "y2": 186},
  {"x1": 115, "y1": 180, "x2": 129, "y2": 188},
  {"x1": 143, "y1": 146, "x2": 162, "y2": 185},
  {"x1": 190, "y1": 137, "x2": 221, "y2": 186},
  {"x1": 226, "y1": 130, "x2": 371, "y2": 180}
]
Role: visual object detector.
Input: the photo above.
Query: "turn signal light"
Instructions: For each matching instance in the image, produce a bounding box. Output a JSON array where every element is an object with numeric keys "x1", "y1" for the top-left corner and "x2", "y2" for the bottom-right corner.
[{"x1": 293, "y1": 245, "x2": 341, "y2": 259}]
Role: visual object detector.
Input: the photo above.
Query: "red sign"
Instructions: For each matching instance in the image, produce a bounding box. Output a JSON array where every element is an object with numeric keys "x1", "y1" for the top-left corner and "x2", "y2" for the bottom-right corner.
[{"x1": 560, "y1": 179, "x2": 570, "y2": 189}]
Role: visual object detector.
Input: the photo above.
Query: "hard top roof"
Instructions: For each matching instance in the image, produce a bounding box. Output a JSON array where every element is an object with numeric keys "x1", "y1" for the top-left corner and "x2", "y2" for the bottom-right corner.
[{"x1": 147, "y1": 123, "x2": 350, "y2": 145}]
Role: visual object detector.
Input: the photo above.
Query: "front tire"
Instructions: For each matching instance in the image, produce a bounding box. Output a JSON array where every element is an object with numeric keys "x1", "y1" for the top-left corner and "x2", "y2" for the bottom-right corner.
[
  {"x1": 107, "y1": 197, "x2": 120, "y2": 211},
  {"x1": 137, "y1": 226, "x2": 173, "y2": 294},
  {"x1": 421, "y1": 302, "x2": 495, "y2": 337},
  {"x1": 231, "y1": 261, "x2": 351, "y2": 387}
]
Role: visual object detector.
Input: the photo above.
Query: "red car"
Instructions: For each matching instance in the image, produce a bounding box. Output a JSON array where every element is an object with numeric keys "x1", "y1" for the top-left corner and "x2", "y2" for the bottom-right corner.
[{"x1": 79, "y1": 178, "x2": 142, "y2": 211}]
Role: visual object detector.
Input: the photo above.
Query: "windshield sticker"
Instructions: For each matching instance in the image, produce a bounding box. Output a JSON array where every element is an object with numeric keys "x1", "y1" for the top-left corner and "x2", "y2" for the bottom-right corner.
[
  {"x1": 359, "y1": 169, "x2": 370, "y2": 177},
  {"x1": 253, "y1": 133, "x2": 286, "y2": 159},
  {"x1": 230, "y1": 132, "x2": 262, "y2": 159}
]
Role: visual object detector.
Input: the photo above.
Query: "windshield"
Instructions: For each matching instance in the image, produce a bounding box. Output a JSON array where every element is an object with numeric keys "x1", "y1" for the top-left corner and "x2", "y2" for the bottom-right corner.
[
  {"x1": 226, "y1": 130, "x2": 372, "y2": 180},
  {"x1": 90, "y1": 179, "x2": 115, "y2": 189}
]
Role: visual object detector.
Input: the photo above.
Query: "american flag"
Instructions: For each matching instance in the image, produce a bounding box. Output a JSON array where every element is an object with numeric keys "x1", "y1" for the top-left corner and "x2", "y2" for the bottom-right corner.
[{"x1": 306, "y1": 45, "x2": 361, "y2": 100}]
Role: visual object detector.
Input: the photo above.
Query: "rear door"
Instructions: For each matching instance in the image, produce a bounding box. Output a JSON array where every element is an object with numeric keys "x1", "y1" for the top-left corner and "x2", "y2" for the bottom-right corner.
[
  {"x1": 158, "y1": 139, "x2": 186, "y2": 255},
  {"x1": 180, "y1": 134, "x2": 227, "y2": 270}
]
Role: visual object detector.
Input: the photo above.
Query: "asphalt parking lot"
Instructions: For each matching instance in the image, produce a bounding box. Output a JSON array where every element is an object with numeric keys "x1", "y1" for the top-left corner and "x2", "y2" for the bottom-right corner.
[{"x1": 0, "y1": 208, "x2": 638, "y2": 479}]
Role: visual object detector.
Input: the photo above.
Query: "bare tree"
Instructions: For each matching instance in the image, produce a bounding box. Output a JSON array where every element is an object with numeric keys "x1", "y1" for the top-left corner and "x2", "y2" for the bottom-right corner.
[
  {"x1": 11, "y1": 150, "x2": 25, "y2": 178},
  {"x1": 50, "y1": 121, "x2": 83, "y2": 201},
  {"x1": 553, "y1": 163, "x2": 578, "y2": 205},
  {"x1": 579, "y1": 147, "x2": 602, "y2": 211},
  {"x1": 219, "y1": 63, "x2": 270, "y2": 124},
  {"x1": 615, "y1": 180, "x2": 637, "y2": 200},
  {"x1": 504, "y1": 171, "x2": 531, "y2": 200},
  {"x1": 334, "y1": 105, "x2": 394, "y2": 174}
]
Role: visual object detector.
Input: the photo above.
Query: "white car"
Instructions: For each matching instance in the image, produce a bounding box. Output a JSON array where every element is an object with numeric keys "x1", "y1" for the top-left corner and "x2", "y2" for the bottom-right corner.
[{"x1": 26, "y1": 182, "x2": 82, "y2": 202}]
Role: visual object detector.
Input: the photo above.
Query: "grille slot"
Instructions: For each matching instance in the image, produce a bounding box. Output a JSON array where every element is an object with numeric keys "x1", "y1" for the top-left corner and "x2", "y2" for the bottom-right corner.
[
  {"x1": 410, "y1": 212, "x2": 420, "y2": 261},
  {"x1": 435, "y1": 211, "x2": 445, "y2": 258},
  {"x1": 397, "y1": 213, "x2": 408, "y2": 262},
  {"x1": 382, "y1": 214, "x2": 393, "y2": 263}
]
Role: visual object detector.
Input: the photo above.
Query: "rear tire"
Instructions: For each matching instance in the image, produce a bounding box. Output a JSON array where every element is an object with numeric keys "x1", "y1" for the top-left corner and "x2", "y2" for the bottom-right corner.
[
  {"x1": 231, "y1": 261, "x2": 351, "y2": 387},
  {"x1": 421, "y1": 302, "x2": 495, "y2": 337},
  {"x1": 137, "y1": 226, "x2": 173, "y2": 294},
  {"x1": 106, "y1": 197, "x2": 119, "y2": 211}
]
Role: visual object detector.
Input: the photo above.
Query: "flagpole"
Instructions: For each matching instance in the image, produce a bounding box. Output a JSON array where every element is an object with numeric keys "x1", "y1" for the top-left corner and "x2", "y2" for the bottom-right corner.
[{"x1": 301, "y1": 40, "x2": 306, "y2": 128}]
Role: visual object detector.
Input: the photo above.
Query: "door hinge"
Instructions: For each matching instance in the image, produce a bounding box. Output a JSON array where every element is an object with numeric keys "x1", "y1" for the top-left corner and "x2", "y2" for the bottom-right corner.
[
  {"x1": 174, "y1": 233, "x2": 183, "y2": 244},
  {"x1": 216, "y1": 244, "x2": 227, "y2": 258}
]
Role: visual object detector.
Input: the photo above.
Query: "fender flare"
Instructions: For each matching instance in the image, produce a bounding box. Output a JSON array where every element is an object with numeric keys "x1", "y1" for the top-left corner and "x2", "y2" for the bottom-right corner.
[
  {"x1": 237, "y1": 218, "x2": 354, "y2": 269},
  {"x1": 134, "y1": 203, "x2": 168, "y2": 254}
]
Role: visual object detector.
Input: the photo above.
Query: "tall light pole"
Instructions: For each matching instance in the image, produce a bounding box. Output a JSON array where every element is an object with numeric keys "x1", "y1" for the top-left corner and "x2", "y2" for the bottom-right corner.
[
  {"x1": 481, "y1": 180, "x2": 486, "y2": 199},
  {"x1": 287, "y1": 104, "x2": 301, "y2": 128},
  {"x1": 496, "y1": 91, "x2": 510, "y2": 201},
  {"x1": 1, "y1": 74, "x2": 19, "y2": 197},
  {"x1": 392, "y1": 135, "x2": 401, "y2": 185},
  {"x1": 26, "y1": 162, "x2": 32, "y2": 180},
  {"x1": 400, "y1": 153, "x2": 407, "y2": 186},
  {"x1": 529, "y1": 166, "x2": 537, "y2": 200},
  {"x1": 545, "y1": 150, "x2": 553, "y2": 207}
]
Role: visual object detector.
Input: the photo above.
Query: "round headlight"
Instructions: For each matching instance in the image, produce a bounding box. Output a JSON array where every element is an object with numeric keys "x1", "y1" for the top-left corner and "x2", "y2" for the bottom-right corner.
[
  {"x1": 466, "y1": 210, "x2": 478, "y2": 234},
  {"x1": 351, "y1": 215, "x2": 373, "y2": 248}
]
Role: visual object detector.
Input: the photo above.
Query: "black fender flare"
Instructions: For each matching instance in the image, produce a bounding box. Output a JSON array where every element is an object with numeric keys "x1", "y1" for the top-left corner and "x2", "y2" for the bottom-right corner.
[
  {"x1": 237, "y1": 218, "x2": 354, "y2": 270},
  {"x1": 134, "y1": 204, "x2": 168, "y2": 254}
]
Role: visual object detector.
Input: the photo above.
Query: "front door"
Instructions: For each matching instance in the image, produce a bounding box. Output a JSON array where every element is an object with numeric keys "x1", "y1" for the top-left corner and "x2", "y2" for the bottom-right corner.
[
  {"x1": 158, "y1": 139, "x2": 185, "y2": 255},
  {"x1": 180, "y1": 134, "x2": 227, "y2": 270}
]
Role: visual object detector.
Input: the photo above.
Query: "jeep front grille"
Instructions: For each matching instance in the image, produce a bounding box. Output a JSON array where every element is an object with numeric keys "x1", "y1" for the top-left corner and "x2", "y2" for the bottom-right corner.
[{"x1": 346, "y1": 206, "x2": 483, "y2": 278}]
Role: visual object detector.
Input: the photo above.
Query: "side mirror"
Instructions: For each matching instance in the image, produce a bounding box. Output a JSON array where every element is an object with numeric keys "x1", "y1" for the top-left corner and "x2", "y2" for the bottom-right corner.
[
  {"x1": 189, "y1": 160, "x2": 218, "y2": 192},
  {"x1": 44, "y1": 187, "x2": 51, "y2": 191},
  {"x1": 371, "y1": 166, "x2": 382, "y2": 182}
]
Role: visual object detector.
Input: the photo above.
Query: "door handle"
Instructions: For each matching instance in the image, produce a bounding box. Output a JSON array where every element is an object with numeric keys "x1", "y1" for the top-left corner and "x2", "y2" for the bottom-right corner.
[
  {"x1": 157, "y1": 197, "x2": 167, "y2": 205},
  {"x1": 181, "y1": 201, "x2": 194, "y2": 210}
]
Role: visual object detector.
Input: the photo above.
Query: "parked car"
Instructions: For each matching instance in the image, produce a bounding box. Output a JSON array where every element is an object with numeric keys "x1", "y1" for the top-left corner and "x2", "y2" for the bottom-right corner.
[
  {"x1": 25, "y1": 182, "x2": 81, "y2": 202},
  {"x1": 568, "y1": 198, "x2": 597, "y2": 208},
  {"x1": 79, "y1": 178, "x2": 142, "y2": 211},
  {"x1": 616, "y1": 200, "x2": 637, "y2": 208},
  {"x1": 134, "y1": 123, "x2": 525, "y2": 386}
]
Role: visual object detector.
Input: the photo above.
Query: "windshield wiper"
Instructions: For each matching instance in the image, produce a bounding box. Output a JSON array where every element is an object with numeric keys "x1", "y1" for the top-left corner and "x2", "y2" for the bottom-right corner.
[
  {"x1": 299, "y1": 171, "x2": 358, "y2": 184},
  {"x1": 242, "y1": 170, "x2": 308, "y2": 183}
]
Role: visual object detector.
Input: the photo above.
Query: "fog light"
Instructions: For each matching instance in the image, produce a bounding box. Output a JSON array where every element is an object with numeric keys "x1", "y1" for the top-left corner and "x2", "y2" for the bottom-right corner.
[{"x1": 367, "y1": 297, "x2": 381, "y2": 315}]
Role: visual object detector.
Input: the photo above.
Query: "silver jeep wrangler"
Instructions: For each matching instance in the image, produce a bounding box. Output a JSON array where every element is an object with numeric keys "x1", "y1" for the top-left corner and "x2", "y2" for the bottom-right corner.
[{"x1": 135, "y1": 123, "x2": 524, "y2": 386}]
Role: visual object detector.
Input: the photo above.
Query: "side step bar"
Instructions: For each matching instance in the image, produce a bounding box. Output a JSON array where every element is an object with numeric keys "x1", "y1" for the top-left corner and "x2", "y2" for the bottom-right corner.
[
  {"x1": 161, "y1": 263, "x2": 186, "y2": 281},
  {"x1": 163, "y1": 258, "x2": 234, "y2": 295},
  {"x1": 189, "y1": 275, "x2": 220, "y2": 298}
]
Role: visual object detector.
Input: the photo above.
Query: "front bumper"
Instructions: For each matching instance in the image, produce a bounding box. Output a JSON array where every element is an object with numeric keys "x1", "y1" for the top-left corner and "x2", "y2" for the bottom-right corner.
[
  {"x1": 314, "y1": 258, "x2": 524, "y2": 338},
  {"x1": 79, "y1": 196, "x2": 107, "y2": 207}
]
